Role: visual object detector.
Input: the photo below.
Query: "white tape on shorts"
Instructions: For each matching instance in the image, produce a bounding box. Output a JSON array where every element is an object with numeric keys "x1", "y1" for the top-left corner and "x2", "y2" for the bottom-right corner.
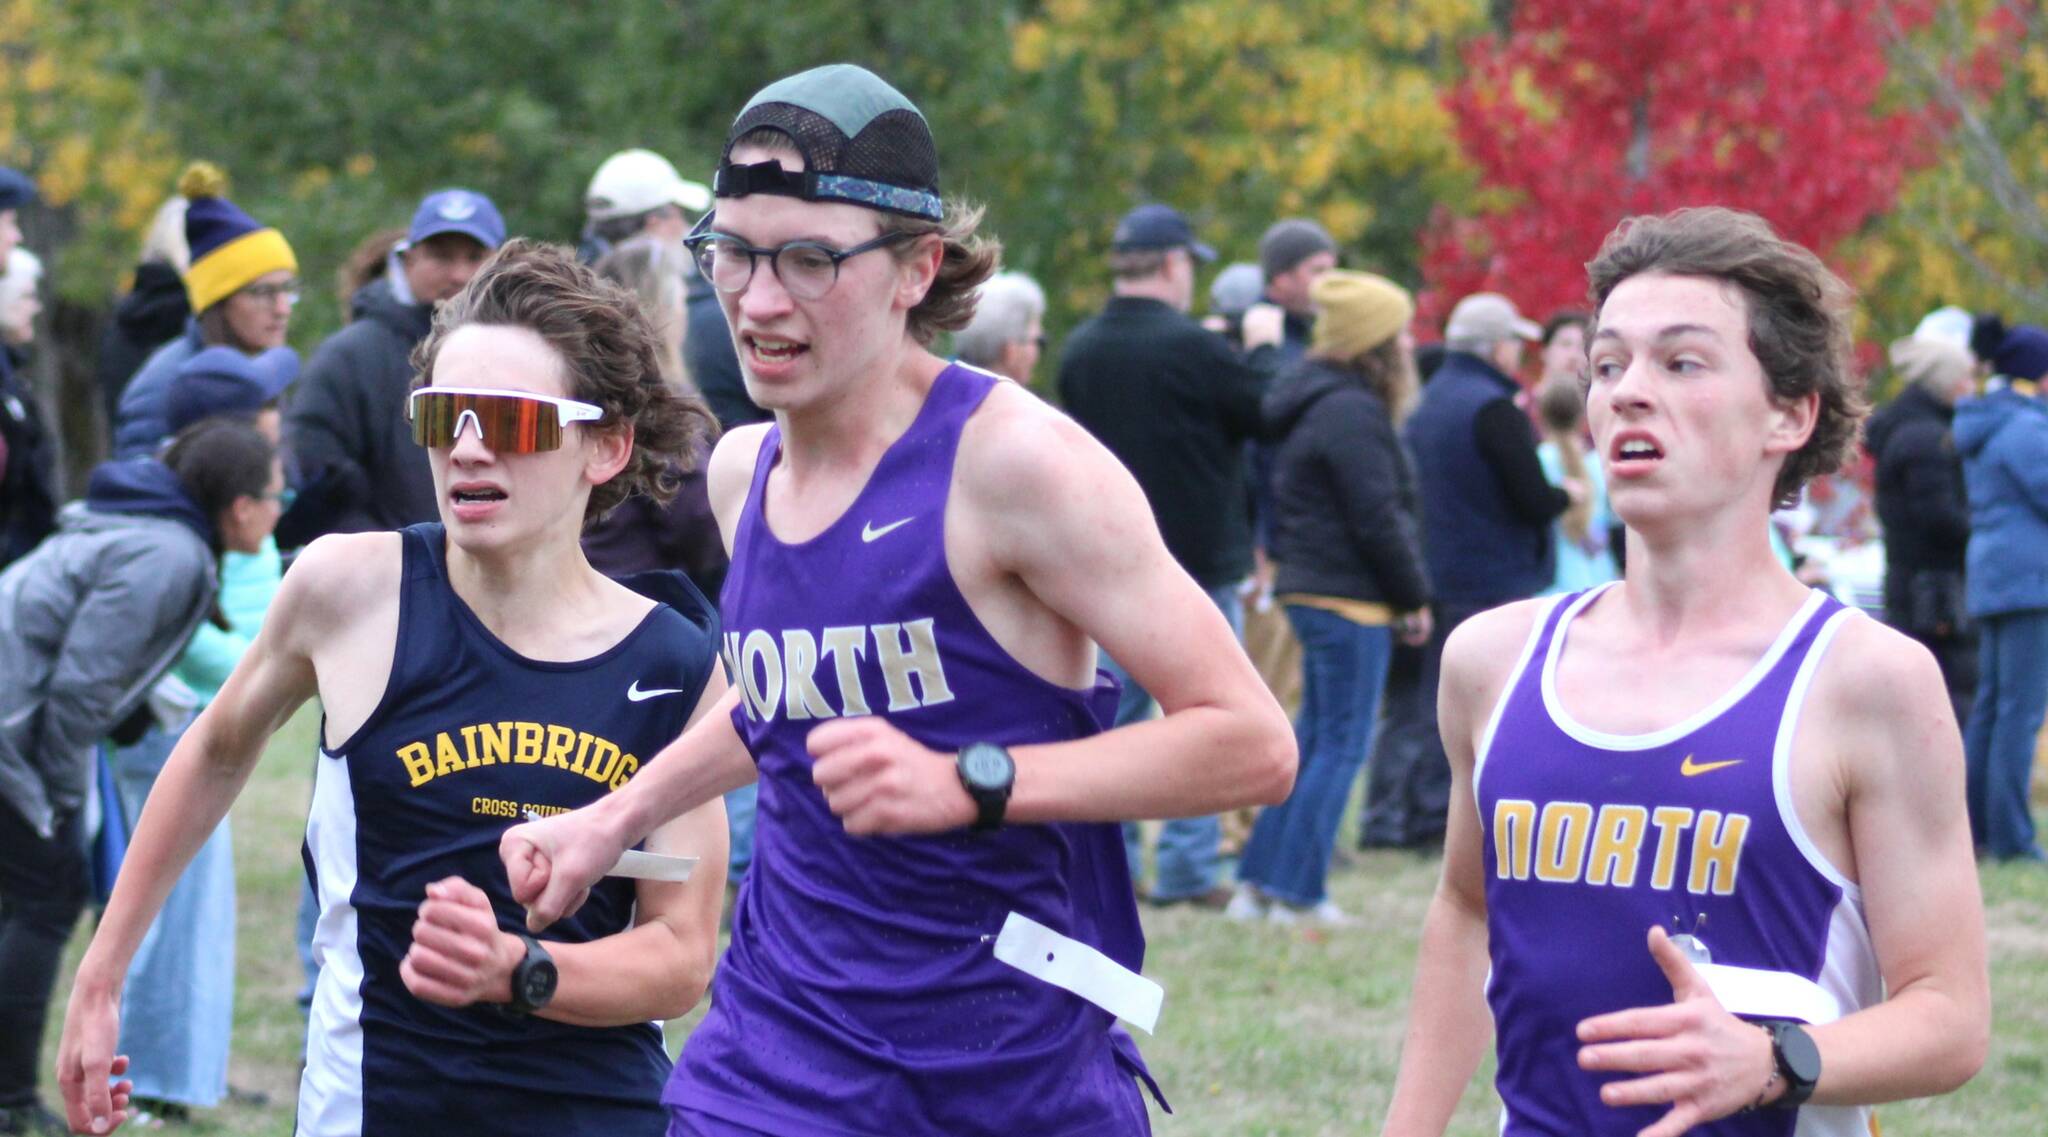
[{"x1": 991, "y1": 911, "x2": 1164, "y2": 1034}]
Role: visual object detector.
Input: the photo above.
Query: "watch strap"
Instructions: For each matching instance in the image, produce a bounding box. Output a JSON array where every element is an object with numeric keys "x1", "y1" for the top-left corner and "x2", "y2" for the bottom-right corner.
[{"x1": 1766, "y1": 1020, "x2": 1819, "y2": 1109}]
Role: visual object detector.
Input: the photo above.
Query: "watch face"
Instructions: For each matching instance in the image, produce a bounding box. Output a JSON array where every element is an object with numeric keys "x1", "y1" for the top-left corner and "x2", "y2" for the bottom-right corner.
[
  {"x1": 521, "y1": 960, "x2": 558, "y2": 1007},
  {"x1": 960, "y1": 744, "x2": 1014, "y2": 788},
  {"x1": 1777, "y1": 1023, "x2": 1822, "y2": 1084}
]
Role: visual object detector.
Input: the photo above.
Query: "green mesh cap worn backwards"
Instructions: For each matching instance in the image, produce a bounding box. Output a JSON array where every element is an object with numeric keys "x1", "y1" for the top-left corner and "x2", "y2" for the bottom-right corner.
[{"x1": 714, "y1": 63, "x2": 943, "y2": 221}]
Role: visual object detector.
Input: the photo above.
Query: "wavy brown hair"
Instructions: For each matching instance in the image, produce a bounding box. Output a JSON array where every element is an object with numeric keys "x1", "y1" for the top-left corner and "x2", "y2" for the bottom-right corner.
[
  {"x1": 1587, "y1": 207, "x2": 1867, "y2": 509},
  {"x1": 412, "y1": 239, "x2": 716, "y2": 523}
]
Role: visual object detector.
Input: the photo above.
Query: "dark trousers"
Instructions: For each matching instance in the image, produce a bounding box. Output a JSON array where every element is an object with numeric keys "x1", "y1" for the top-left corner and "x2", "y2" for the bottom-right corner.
[
  {"x1": 1964, "y1": 610, "x2": 2048, "y2": 860},
  {"x1": 0, "y1": 804, "x2": 89, "y2": 1106},
  {"x1": 1360, "y1": 599, "x2": 1491, "y2": 849}
]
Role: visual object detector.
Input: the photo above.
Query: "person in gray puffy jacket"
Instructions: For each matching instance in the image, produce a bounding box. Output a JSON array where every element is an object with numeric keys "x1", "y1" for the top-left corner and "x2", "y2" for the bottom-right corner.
[{"x1": 0, "y1": 416, "x2": 278, "y2": 1132}]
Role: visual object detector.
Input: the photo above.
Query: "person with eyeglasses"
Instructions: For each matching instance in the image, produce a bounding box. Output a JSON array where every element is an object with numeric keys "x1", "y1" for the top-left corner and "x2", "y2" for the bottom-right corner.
[
  {"x1": 497, "y1": 64, "x2": 1295, "y2": 1137},
  {"x1": 0, "y1": 416, "x2": 280, "y2": 1137},
  {"x1": 286, "y1": 189, "x2": 506, "y2": 539},
  {"x1": 953, "y1": 271, "x2": 1047, "y2": 386},
  {"x1": 112, "y1": 163, "x2": 301, "y2": 460},
  {"x1": 60, "y1": 241, "x2": 731, "y2": 1137}
]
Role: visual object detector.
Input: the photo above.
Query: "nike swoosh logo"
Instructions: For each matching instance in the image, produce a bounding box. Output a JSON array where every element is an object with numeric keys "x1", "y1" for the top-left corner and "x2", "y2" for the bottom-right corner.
[
  {"x1": 861, "y1": 516, "x2": 915, "y2": 542},
  {"x1": 1679, "y1": 755, "x2": 1744, "y2": 777},
  {"x1": 626, "y1": 680, "x2": 686, "y2": 702}
]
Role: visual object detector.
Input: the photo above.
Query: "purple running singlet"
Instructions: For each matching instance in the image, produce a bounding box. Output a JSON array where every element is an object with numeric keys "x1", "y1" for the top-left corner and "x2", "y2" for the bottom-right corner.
[
  {"x1": 666, "y1": 364, "x2": 1159, "y2": 1136},
  {"x1": 1476, "y1": 585, "x2": 1880, "y2": 1137}
]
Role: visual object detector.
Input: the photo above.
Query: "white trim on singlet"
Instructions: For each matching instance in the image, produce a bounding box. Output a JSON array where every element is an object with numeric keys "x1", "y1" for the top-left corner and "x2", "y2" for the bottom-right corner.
[
  {"x1": 1770, "y1": 606, "x2": 1881, "y2": 1137},
  {"x1": 1539, "y1": 585, "x2": 1827, "y2": 752},
  {"x1": 1471, "y1": 594, "x2": 1570, "y2": 810},
  {"x1": 299, "y1": 749, "x2": 365, "y2": 1137},
  {"x1": 1771, "y1": 607, "x2": 1861, "y2": 897}
]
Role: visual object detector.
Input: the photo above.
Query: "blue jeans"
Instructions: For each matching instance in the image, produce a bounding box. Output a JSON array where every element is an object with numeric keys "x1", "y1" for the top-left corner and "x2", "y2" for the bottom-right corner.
[
  {"x1": 1111, "y1": 580, "x2": 1245, "y2": 901},
  {"x1": 109, "y1": 725, "x2": 234, "y2": 1107},
  {"x1": 1964, "y1": 609, "x2": 2048, "y2": 860},
  {"x1": 1239, "y1": 608, "x2": 1393, "y2": 907}
]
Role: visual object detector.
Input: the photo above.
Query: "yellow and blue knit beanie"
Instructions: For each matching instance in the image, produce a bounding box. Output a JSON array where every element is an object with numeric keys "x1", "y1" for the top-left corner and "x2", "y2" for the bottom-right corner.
[{"x1": 178, "y1": 162, "x2": 297, "y2": 313}]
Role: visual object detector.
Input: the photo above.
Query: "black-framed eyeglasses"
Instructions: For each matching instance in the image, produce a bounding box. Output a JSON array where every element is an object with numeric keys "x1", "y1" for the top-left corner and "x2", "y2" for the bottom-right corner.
[{"x1": 684, "y1": 220, "x2": 914, "y2": 302}]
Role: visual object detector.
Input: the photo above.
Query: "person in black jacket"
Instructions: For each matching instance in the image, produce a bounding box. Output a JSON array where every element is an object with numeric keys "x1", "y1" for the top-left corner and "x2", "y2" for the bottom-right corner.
[
  {"x1": 1369, "y1": 292, "x2": 1574, "y2": 851},
  {"x1": 1230, "y1": 271, "x2": 1431, "y2": 924},
  {"x1": 95, "y1": 195, "x2": 193, "y2": 430},
  {"x1": 284, "y1": 190, "x2": 502, "y2": 534},
  {"x1": 1058, "y1": 202, "x2": 1276, "y2": 908},
  {"x1": 1869, "y1": 329, "x2": 1980, "y2": 729},
  {"x1": 0, "y1": 166, "x2": 57, "y2": 573}
]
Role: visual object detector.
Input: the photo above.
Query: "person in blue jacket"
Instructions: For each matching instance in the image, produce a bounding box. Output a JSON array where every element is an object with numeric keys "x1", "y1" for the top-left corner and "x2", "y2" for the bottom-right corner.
[{"x1": 1954, "y1": 322, "x2": 2048, "y2": 862}]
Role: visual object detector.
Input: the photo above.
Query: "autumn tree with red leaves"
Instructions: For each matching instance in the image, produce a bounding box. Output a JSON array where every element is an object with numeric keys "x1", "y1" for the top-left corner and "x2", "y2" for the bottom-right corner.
[{"x1": 1419, "y1": 0, "x2": 1947, "y2": 326}]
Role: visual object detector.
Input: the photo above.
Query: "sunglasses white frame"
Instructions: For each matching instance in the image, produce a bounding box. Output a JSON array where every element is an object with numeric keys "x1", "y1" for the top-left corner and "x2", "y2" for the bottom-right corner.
[{"x1": 407, "y1": 386, "x2": 606, "y2": 443}]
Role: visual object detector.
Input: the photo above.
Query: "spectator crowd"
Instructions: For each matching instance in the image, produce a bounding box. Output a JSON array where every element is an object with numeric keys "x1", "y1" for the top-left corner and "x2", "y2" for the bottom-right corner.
[{"x1": 0, "y1": 105, "x2": 2037, "y2": 1133}]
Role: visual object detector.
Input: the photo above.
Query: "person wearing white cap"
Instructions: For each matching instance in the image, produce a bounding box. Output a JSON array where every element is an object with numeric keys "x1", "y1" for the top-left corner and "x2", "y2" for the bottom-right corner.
[
  {"x1": 1377, "y1": 290, "x2": 1574, "y2": 850},
  {"x1": 581, "y1": 149, "x2": 711, "y2": 261},
  {"x1": 1868, "y1": 313, "x2": 1980, "y2": 731}
]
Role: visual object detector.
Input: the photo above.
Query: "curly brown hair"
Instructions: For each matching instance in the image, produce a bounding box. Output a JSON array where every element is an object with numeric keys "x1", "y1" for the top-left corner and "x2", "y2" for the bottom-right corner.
[
  {"x1": 411, "y1": 238, "x2": 716, "y2": 523},
  {"x1": 1587, "y1": 207, "x2": 1867, "y2": 509}
]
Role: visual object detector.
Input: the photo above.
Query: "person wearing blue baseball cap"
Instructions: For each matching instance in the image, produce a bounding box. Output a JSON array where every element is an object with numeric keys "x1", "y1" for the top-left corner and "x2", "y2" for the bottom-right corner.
[
  {"x1": 167, "y1": 346, "x2": 300, "y2": 439},
  {"x1": 1058, "y1": 203, "x2": 1280, "y2": 913},
  {"x1": 0, "y1": 165, "x2": 58, "y2": 571},
  {"x1": 285, "y1": 188, "x2": 505, "y2": 536}
]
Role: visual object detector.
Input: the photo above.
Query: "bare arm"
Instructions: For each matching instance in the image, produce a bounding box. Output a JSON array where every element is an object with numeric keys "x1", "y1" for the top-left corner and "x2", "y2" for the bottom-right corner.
[
  {"x1": 406, "y1": 672, "x2": 734, "y2": 1025},
  {"x1": 802, "y1": 390, "x2": 1295, "y2": 837},
  {"x1": 504, "y1": 428, "x2": 765, "y2": 929},
  {"x1": 980, "y1": 399, "x2": 1295, "y2": 823},
  {"x1": 1802, "y1": 619, "x2": 1989, "y2": 1102},
  {"x1": 1381, "y1": 605, "x2": 1539, "y2": 1136},
  {"x1": 57, "y1": 535, "x2": 371, "y2": 1134}
]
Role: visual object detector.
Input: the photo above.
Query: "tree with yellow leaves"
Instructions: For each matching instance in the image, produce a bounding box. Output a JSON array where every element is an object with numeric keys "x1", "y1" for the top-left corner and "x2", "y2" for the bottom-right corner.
[
  {"x1": 995, "y1": 0, "x2": 1489, "y2": 326},
  {"x1": 1846, "y1": 0, "x2": 2048, "y2": 339}
]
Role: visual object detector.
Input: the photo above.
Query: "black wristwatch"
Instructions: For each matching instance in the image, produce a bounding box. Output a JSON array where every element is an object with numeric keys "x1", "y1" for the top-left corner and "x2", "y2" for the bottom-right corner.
[
  {"x1": 499, "y1": 932, "x2": 558, "y2": 1018},
  {"x1": 955, "y1": 742, "x2": 1015, "y2": 832},
  {"x1": 1761, "y1": 1019, "x2": 1821, "y2": 1109}
]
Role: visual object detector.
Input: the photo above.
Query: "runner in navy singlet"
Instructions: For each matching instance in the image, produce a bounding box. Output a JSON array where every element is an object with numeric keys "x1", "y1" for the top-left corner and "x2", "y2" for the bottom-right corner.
[
  {"x1": 1381, "y1": 209, "x2": 1988, "y2": 1137},
  {"x1": 61, "y1": 242, "x2": 731, "y2": 1137},
  {"x1": 500, "y1": 65, "x2": 1297, "y2": 1137}
]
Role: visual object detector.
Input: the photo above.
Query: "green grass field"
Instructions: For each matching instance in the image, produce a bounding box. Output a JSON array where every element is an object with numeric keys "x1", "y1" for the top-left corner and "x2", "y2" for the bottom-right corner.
[{"x1": 42, "y1": 707, "x2": 2048, "y2": 1135}]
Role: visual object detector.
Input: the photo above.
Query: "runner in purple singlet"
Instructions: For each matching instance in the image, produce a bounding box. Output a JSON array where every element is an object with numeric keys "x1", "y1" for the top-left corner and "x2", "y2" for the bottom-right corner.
[
  {"x1": 499, "y1": 65, "x2": 1296, "y2": 1137},
  {"x1": 1381, "y1": 208, "x2": 1988, "y2": 1137}
]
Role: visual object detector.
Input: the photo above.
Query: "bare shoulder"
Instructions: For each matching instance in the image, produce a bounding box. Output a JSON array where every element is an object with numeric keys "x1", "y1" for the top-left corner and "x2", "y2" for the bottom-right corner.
[
  {"x1": 1809, "y1": 611, "x2": 1945, "y2": 717},
  {"x1": 264, "y1": 532, "x2": 401, "y2": 657},
  {"x1": 956, "y1": 379, "x2": 1126, "y2": 512},
  {"x1": 282, "y1": 533, "x2": 400, "y2": 613},
  {"x1": 1806, "y1": 610, "x2": 1954, "y2": 754},
  {"x1": 706, "y1": 422, "x2": 773, "y2": 522},
  {"x1": 1442, "y1": 598, "x2": 1552, "y2": 703}
]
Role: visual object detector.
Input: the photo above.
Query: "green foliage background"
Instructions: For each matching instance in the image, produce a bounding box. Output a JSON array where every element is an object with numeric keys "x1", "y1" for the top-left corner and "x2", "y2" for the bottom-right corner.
[{"x1": 3, "y1": 0, "x2": 1491, "y2": 351}]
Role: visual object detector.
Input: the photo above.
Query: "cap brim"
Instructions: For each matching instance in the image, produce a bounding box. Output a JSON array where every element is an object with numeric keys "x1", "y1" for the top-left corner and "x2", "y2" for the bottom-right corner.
[
  {"x1": 674, "y1": 181, "x2": 712, "y2": 214},
  {"x1": 410, "y1": 222, "x2": 502, "y2": 250},
  {"x1": 1191, "y1": 241, "x2": 1218, "y2": 263},
  {"x1": 254, "y1": 348, "x2": 301, "y2": 400},
  {"x1": 1513, "y1": 317, "x2": 1543, "y2": 341}
]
